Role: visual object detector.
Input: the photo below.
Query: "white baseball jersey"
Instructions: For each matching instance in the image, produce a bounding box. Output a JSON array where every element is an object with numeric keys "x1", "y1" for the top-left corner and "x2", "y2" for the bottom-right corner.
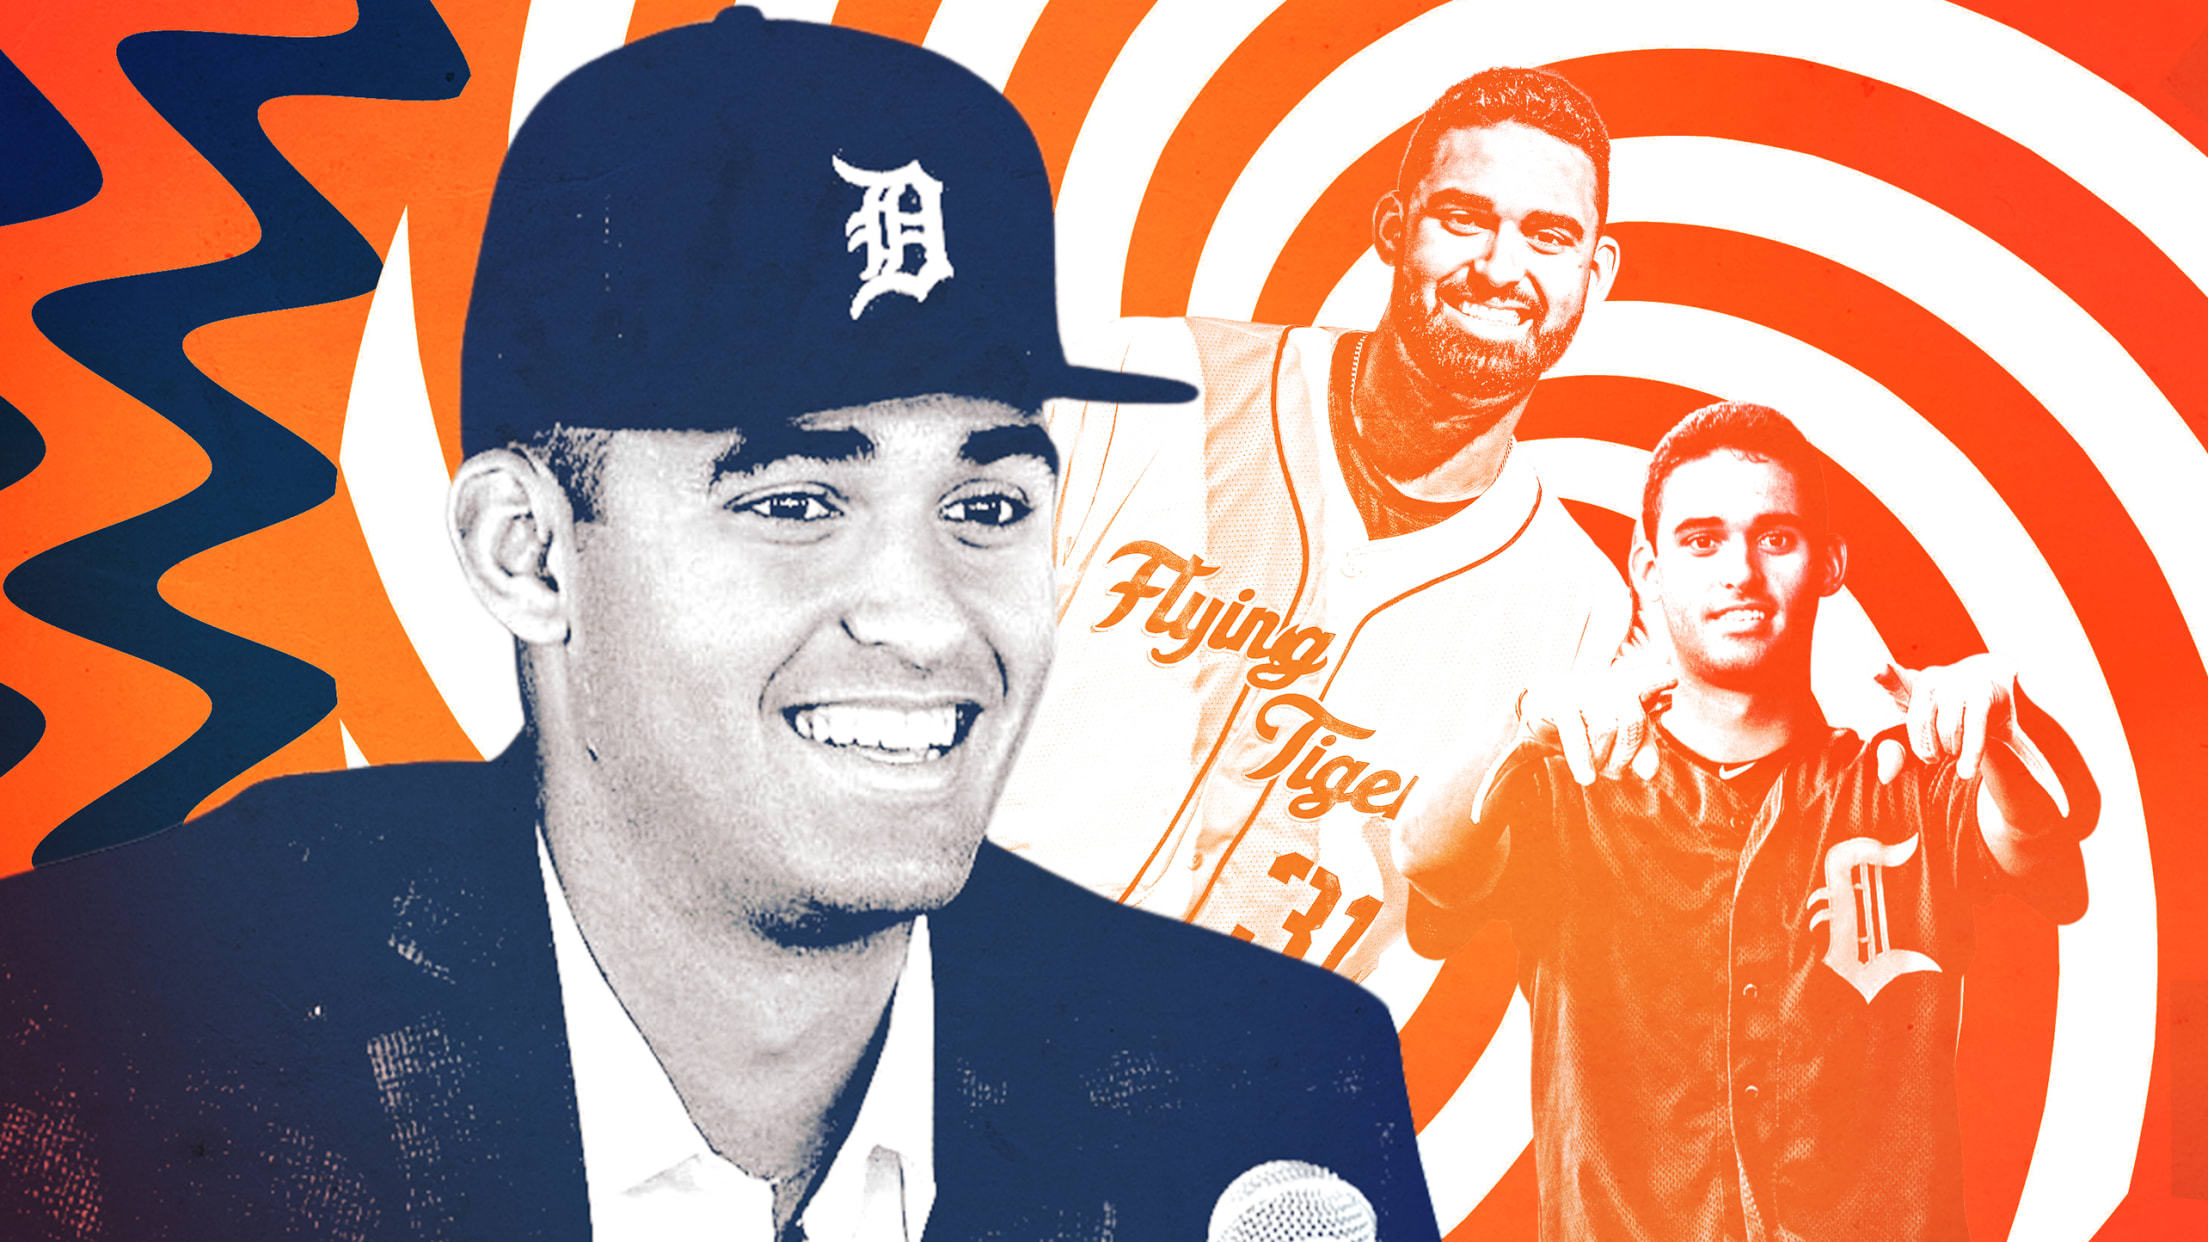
[{"x1": 991, "y1": 317, "x2": 1631, "y2": 978}]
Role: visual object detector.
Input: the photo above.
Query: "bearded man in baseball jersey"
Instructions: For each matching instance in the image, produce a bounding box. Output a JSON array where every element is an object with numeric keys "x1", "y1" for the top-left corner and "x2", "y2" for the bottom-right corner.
[
  {"x1": 1398, "y1": 403, "x2": 2095, "y2": 1241},
  {"x1": 991, "y1": 67, "x2": 1631, "y2": 986}
]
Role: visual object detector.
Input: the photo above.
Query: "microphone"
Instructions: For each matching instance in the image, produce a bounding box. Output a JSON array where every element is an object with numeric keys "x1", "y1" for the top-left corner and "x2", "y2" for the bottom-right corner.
[{"x1": 1208, "y1": 1159, "x2": 1379, "y2": 1242}]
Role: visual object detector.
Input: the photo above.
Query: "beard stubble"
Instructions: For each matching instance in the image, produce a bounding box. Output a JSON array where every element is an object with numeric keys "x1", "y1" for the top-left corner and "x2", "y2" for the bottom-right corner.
[{"x1": 1358, "y1": 267, "x2": 1587, "y2": 482}]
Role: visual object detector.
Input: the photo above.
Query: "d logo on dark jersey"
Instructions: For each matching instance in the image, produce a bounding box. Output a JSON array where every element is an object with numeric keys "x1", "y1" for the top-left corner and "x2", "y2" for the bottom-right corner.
[{"x1": 1806, "y1": 833, "x2": 1944, "y2": 1002}]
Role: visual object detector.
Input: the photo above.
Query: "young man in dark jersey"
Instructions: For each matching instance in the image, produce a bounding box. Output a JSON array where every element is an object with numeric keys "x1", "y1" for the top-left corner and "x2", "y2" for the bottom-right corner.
[{"x1": 1397, "y1": 402, "x2": 2094, "y2": 1241}]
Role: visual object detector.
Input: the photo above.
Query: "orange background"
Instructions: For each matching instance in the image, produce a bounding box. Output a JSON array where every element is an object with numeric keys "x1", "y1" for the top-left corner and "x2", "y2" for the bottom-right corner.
[{"x1": 2, "y1": 2, "x2": 2202, "y2": 1236}]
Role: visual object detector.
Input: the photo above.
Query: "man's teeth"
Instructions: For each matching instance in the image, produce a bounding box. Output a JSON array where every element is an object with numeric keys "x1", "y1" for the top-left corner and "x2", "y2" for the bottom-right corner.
[
  {"x1": 1447, "y1": 299, "x2": 1529, "y2": 325},
  {"x1": 790, "y1": 704, "x2": 965, "y2": 763}
]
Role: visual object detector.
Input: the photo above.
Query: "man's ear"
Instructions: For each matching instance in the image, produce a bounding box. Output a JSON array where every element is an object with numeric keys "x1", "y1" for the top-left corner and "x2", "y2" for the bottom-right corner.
[
  {"x1": 1628, "y1": 527, "x2": 1660, "y2": 607},
  {"x1": 1626, "y1": 529, "x2": 1676, "y2": 660},
  {"x1": 1373, "y1": 190, "x2": 1407, "y2": 267},
  {"x1": 1586, "y1": 231, "x2": 1623, "y2": 307},
  {"x1": 1820, "y1": 532, "x2": 1849, "y2": 597},
  {"x1": 448, "y1": 449, "x2": 573, "y2": 647}
]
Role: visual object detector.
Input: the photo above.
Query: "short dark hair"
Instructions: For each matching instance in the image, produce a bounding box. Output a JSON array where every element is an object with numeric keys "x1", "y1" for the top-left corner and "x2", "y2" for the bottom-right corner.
[
  {"x1": 1398, "y1": 67, "x2": 1611, "y2": 223},
  {"x1": 525, "y1": 425, "x2": 613, "y2": 523},
  {"x1": 1642, "y1": 403, "x2": 1829, "y2": 538}
]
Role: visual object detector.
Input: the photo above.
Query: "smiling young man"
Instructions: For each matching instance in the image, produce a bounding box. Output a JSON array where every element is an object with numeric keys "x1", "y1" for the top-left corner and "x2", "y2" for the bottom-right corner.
[
  {"x1": 461, "y1": 398, "x2": 1066, "y2": 1230},
  {"x1": 992, "y1": 68, "x2": 1631, "y2": 993},
  {"x1": 0, "y1": 12, "x2": 1437, "y2": 1242},
  {"x1": 1397, "y1": 404, "x2": 2095, "y2": 1241}
]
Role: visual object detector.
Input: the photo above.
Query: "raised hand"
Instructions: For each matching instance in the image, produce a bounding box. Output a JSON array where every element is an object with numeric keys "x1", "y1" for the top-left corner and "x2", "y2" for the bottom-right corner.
[
  {"x1": 1518, "y1": 656, "x2": 1680, "y2": 785},
  {"x1": 1872, "y1": 654, "x2": 2018, "y2": 781}
]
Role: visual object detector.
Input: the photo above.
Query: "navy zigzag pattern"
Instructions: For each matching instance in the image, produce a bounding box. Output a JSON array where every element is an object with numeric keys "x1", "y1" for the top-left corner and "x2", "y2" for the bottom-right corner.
[
  {"x1": 0, "y1": 48, "x2": 102, "y2": 786},
  {"x1": 10, "y1": 0, "x2": 467, "y2": 863}
]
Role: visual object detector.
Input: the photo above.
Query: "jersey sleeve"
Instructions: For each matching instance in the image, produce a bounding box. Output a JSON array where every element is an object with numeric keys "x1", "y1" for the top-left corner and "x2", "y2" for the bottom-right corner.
[
  {"x1": 1919, "y1": 741, "x2": 1992, "y2": 894},
  {"x1": 1888, "y1": 728, "x2": 2052, "y2": 914},
  {"x1": 1846, "y1": 724, "x2": 1984, "y2": 897},
  {"x1": 1407, "y1": 738, "x2": 1564, "y2": 955},
  {"x1": 1854, "y1": 675, "x2": 2094, "y2": 928},
  {"x1": 2009, "y1": 682, "x2": 2103, "y2": 835},
  {"x1": 1964, "y1": 689, "x2": 2096, "y2": 922},
  {"x1": 1476, "y1": 741, "x2": 1569, "y2": 945}
]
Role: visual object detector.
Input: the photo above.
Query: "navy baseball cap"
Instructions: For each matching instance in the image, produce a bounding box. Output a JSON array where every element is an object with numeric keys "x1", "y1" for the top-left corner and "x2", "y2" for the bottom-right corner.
[{"x1": 459, "y1": 6, "x2": 1193, "y2": 457}]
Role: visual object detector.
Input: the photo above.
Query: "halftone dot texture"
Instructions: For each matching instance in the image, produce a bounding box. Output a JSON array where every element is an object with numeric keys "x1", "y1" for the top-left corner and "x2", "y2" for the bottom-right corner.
[{"x1": 1208, "y1": 1159, "x2": 1377, "y2": 1242}]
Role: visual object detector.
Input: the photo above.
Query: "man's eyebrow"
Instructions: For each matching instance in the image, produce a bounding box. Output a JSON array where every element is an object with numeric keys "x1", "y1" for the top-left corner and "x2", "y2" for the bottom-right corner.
[
  {"x1": 710, "y1": 424, "x2": 873, "y2": 480},
  {"x1": 961, "y1": 422, "x2": 1059, "y2": 474},
  {"x1": 1421, "y1": 188, "x2": 1494, "y2": 212},
  {"x1": 1523, "y1": 209, "x2": 1587, "y2": 239},
  {"x1": 1670, "y1": 513, "x2": 1804, "y2": 535}
]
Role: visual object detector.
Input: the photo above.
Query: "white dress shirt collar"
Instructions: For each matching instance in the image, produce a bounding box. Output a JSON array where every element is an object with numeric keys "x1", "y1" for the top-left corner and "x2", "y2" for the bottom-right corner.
[{"x1": 537, "y1": 834, "x2": 935, "y2": 1242}]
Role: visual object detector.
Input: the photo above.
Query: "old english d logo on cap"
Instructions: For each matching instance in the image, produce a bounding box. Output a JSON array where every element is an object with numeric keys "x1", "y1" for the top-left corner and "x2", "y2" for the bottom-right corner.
[
  {"x1": 460, "y1": 5, "x2": 1194, "y2": 459},
  {"x1": 835, "y1": 156, "x2": 954, "y2": 319}
]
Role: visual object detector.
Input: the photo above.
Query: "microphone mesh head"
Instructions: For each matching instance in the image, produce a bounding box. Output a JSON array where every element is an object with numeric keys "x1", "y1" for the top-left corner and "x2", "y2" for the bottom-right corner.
[{"x1": 1208, "y1": 1159, "x2": 1379, "y2": 1242}]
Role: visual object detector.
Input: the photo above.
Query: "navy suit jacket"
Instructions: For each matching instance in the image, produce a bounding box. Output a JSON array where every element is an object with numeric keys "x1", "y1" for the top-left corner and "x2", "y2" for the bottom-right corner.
[{"x1": 0, "y1": 753, "x2": 1437, "y2": 1241}]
